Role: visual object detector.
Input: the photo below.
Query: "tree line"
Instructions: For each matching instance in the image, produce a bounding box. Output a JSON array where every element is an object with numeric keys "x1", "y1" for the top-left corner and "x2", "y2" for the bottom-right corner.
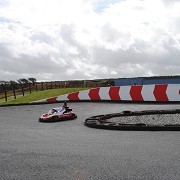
[
  {"x1": 0, "y1": 78, "x2": 36, "y2": 92},
  {"x1": 0, "y1": 78, "x2": 37, "y2": 101}
]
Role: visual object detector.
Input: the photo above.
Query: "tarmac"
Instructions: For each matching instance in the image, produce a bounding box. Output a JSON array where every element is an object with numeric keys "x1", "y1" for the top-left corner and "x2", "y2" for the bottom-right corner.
[{"x1": 0, "y1": 102, "x2": 180, "y2": 180}]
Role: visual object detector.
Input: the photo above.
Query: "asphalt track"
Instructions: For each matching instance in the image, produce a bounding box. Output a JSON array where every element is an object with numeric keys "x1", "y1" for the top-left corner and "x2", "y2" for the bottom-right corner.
[{"x1": 0, "y1": 102, "x2": 180, "y2": 180}]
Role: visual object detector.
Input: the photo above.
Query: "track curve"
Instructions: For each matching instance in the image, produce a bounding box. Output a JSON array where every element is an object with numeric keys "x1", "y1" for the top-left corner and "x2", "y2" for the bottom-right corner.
[
  {"x1": 85, "y1": 109, "x2": 180, "y2": 131},
  {"x1": 0, "y1": 102, "x2": 180, "y2": 180}
]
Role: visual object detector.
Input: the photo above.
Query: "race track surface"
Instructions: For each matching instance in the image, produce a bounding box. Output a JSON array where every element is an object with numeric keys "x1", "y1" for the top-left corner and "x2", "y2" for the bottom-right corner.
[{"x1": 0, "y1": 102, "x2": 180, "y2": 180}]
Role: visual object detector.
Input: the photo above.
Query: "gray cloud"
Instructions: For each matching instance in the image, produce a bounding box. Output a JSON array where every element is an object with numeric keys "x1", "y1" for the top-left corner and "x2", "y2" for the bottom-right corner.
[
  {"x1": 30, "y1": 31, "x2": 54, "y2": 45},
  {"x1": 0, "y1": 0, "x2": 179, "y2": 81}
]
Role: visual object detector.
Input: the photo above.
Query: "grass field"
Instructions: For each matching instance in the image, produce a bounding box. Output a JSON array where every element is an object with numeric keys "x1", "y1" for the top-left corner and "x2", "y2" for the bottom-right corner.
[{"x1": 0, "y1": 87, "x2": 89, "y2": 105}]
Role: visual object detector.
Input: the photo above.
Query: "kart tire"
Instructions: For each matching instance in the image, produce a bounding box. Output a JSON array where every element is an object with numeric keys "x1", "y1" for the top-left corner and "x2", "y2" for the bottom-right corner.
[{"x1": 72, "y1": 114, "x2": 77, "y2": 119}]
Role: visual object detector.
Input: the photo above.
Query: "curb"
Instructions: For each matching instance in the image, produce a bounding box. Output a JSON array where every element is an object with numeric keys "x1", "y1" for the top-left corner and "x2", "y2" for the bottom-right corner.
[
  {"x1": 84, "y1": 109, "x2": 180, "y2": 131},
  {"x1": 1, "y1": 100, "x2": 180, "y2": 107}
]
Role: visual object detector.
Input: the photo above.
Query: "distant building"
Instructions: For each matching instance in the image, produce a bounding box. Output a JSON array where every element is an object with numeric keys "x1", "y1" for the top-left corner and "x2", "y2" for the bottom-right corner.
[{"x1": 114, "y1": 76, "x2": 180, "y2": 86}]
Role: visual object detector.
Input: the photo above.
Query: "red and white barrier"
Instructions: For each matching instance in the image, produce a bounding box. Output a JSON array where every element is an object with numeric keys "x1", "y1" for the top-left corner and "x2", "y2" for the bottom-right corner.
[{"x1": 34, "y1": 84, "x2": 180, "y2": 103}]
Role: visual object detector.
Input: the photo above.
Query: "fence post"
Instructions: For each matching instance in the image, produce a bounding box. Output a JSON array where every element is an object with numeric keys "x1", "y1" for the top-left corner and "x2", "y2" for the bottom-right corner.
[
  {"x1": 4, "y1": 90, "x2": 7, "y2": 101},
  {"x1": 1, "y1": 84, "x2": 7, "y2": 101},
  {"x1": 36, "y1": 85, "x2": 38, "y2": 92},
  {"x1": 20, "y1": 83, "x2": 24, "y2": 96},
  {"x1": 41, "y1": 82, "x2": 44, "y2": 91},
  {"x1": 22, "y1": 86, "x2": 24, "y2": 96},
  {"x1": 12, "y1": 88, "x2": 16, "y2": 99},
  {"x1": 29, "y1": 84, "x2": 31, "y2": 94},
  {"x1": 10, "y1": 84, "x2": 16, "y2": 99}
]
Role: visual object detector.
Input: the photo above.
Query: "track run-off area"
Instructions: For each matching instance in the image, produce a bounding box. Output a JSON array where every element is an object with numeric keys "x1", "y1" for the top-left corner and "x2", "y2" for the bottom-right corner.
[{"x1": 0, "y1": 102, "x2": 180, "y2": 180}]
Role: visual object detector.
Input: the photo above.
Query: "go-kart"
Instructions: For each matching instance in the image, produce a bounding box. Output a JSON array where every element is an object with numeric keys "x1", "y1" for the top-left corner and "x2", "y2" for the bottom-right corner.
[{"x1": 39, "y1": 103, "x2": 77, "y2": 123}]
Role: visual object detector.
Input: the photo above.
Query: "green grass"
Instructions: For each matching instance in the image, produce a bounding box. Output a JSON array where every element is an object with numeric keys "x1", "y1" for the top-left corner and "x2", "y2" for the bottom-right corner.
[{"x1": 0, "y1": 88, "x2": 89, "y2": 105}]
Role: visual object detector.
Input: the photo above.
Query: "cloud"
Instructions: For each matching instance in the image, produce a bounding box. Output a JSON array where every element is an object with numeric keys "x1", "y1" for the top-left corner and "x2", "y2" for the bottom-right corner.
[{"x1": 0, "y1": 0, "x2": 180, "y2": 81}]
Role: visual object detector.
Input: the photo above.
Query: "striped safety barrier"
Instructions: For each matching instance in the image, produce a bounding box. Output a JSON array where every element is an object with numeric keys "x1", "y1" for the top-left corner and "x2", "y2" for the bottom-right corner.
[{"x1": 33, "y1": 84, "x2": 180, "y2": 103}]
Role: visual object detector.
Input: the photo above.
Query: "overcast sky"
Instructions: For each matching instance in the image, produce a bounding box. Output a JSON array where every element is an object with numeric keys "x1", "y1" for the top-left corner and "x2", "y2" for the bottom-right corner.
[{"x1": 0, "y1": 0, "x2": 180, "y2": 81}]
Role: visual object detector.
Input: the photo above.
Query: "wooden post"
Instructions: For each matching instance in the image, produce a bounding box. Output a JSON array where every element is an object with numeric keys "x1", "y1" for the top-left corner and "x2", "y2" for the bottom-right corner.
[
  {"x1": 9, "y1": 83, "x2": 16, "y2": 100},
  {"x1": 12, "y1": 88, "x2": 16, "y2": 99},
  {"x1": 36, "y1": 85, "x2": 38, "y2": 92},
  {"x1": 4, "y1": 90, "x2": 7, "y2": 101},
  {"x1": 29, "y1": 84, "x2": 31, "y2": 94},
  {"x1": 41, "y1": 82, "x2": 44, "y2": 91},
  {"x1": 21, "y1": 86, "x2": 24, "y2": 96},
  {"x1": 1, "y1": 84, "x2": 8, "y2": 101}
]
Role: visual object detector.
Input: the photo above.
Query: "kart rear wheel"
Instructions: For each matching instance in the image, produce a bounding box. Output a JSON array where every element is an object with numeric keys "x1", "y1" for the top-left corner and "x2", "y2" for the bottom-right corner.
[{"x1": 71, "y1": 114, "x2": 77, "y2": 119}]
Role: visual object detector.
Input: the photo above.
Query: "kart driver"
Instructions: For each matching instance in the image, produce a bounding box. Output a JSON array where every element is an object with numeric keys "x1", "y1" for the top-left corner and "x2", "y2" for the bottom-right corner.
[{"x1": 62, "y1": 101, "x2": 70, "y2": 113}]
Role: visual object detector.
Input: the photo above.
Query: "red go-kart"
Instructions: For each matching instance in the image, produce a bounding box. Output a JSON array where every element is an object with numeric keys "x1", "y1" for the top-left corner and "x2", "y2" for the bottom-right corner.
[{"x1": 39, "y1": 102, "x2": 77, "y2": 122}]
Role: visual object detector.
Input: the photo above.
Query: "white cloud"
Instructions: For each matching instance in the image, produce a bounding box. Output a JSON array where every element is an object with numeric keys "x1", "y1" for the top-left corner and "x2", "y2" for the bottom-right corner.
[{"x1": 0, "y1": 0, "x2": 180, "y2": 81}]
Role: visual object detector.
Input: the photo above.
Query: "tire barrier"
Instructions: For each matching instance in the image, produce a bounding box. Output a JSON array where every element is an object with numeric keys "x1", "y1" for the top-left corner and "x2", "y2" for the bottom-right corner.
[
  {"x1": 33, "y1": 84, "x2": 180, "y2": 104},
  {"x1": 84, "y1": 109, "x2": 180, "y2": 131}
]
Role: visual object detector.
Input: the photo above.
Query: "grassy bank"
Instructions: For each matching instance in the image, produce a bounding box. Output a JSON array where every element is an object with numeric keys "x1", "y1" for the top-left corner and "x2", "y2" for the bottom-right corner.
[{"x1": 0, "y1": 87, "x2": 89, "y2": 105}]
